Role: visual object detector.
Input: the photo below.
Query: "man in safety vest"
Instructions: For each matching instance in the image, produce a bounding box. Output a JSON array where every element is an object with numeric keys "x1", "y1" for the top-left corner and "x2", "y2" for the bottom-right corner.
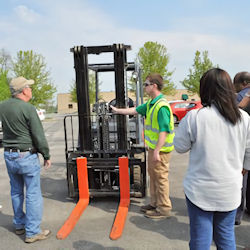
[{"x1": 111, "y1": 73, "x2": 175, "y2": 219}]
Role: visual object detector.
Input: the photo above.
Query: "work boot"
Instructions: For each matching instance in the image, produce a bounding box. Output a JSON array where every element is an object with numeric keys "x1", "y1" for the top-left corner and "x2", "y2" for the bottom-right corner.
[
  {"x1": 16, "y1": 228, "x2": 25, "y2": 235},
  {"x1": 140, "y1": 204, "x2": 156, "y2": 213},
  {"x1": 144, "y1": 210, "x2": 171, "y2": 219},
  {"x1": 25, "y1": 229, "x2": 51, "y2": 243}
]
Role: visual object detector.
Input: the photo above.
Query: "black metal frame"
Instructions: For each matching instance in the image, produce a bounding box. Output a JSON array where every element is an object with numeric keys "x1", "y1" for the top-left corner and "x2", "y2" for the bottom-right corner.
[{"x1": 65, "y1": 44, "x2": 146, "y2": 199}]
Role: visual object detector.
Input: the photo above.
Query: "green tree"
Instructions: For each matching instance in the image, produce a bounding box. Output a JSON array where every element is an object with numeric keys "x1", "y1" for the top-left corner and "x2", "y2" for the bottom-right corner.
[
  {"x1": 181, "y1": 50, "x2": 217, "y2": 94},
  {"x1": 0, "y1": 49, "x2": 11, "y2": 101},
  {"x1": 131, "y1": 41, "x2": 176, "y2": 95},
  {"x1": 70, "y1": 71, "x2": 101, "y2": 104},
  {"x1": 12, "y1": 50, "x2": 56, "y2": 106},
  {"x1": 0, "y1": 70, "x2": 11, "y2": 101}
]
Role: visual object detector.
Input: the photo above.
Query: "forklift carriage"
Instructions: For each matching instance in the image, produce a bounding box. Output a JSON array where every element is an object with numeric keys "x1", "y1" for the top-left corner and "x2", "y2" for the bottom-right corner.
[{"x1": 64, "y1": 44, "x2": 147, "y2": 199}]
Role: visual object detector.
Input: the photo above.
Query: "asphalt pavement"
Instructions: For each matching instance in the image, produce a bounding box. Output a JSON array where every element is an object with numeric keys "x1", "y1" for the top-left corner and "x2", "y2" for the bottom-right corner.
[{"x1": 0, "y1": 114, "x2": 249, "y2": 250}]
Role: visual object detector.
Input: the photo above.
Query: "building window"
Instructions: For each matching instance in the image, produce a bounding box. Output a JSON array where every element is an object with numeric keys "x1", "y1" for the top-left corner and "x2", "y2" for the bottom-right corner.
[{"x1": 68, "y1": 104, "x2": 73, "y2": 109}]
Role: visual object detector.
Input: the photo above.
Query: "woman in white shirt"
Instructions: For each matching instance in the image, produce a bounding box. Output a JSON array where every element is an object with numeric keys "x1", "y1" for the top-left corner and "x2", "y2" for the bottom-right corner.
[{"x1": 174, "y1": 68, "x2": 250, "y2": 250}]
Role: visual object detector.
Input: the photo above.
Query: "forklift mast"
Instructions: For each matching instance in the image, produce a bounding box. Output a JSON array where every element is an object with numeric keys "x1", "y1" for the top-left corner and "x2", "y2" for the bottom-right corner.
[{"x1": 71, "y1": 44, "x2": 132, "y2": 152}]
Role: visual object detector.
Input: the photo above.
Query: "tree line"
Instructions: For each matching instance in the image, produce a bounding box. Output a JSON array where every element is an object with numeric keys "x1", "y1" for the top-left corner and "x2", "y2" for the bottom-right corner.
[
  {"x1": 0, "y1": 42, "x2": 217, "y2": 108},
  {"x1": 0, "y1": 49, "x2": 56, "y2": 109}
]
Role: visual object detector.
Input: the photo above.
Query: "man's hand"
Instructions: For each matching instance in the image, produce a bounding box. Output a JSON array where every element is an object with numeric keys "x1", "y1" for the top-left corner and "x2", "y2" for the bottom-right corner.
[
  {"x1": 153, "y1": 150, "x2": 161, "y2": 162},
  {"x1": 44, "y1": 159, "x2": 51, "y2": 170},
  {"x1": 110, "y1": 105, "x2": 137, "y2": 116},
  {"x1": 242, "y1": 168, "x2": 248, "y2": 176},
  {"x1": 110, "y1": 105, "x2": 118, "y2": 114},
  {"x1": 153, "y1": 132, "x2": 167, "y2": 162}
]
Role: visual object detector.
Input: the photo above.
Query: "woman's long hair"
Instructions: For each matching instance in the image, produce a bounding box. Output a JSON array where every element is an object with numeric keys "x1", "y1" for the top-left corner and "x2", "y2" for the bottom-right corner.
[{"x1": 200, "y1": 68, "x2": 241, "y2": 125}]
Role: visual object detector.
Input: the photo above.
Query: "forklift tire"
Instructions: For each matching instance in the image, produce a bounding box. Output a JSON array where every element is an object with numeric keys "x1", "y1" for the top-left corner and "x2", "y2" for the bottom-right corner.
[
  {"x1": 68, "y1": 174, "x2": 76, "y2": 198},
  {"x1": 133, "y1": 166, "x2": 145, "y2": 197}
]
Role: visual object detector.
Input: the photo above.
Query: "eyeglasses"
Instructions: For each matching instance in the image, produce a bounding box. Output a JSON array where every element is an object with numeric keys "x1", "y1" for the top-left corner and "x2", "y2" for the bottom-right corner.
[{"x1": 144, "y1": 82, "x2": 153, "y2": 87}]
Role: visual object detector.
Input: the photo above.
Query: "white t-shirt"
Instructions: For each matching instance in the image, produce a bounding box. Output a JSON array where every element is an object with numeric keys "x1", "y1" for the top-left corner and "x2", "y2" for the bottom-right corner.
[{"x1": 174, "y1": 105, "x2": 250, "y2": 211}]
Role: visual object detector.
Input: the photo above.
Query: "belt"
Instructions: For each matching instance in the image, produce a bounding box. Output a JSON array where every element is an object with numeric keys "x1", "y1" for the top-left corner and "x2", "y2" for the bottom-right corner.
[{"x1": 4, "y1": 148, "x2": 37, "y2": 153}]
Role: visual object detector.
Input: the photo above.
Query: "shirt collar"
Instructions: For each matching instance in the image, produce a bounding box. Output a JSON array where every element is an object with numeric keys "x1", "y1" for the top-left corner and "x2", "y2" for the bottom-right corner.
[{"x1": 150, "y1": 94, "x2": 164, "y2": 105}]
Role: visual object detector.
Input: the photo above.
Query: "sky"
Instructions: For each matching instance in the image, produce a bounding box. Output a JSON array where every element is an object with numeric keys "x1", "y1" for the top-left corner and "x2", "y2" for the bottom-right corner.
[{"x1": 1, "y1": 0, "x2": 250, "y2": 95}]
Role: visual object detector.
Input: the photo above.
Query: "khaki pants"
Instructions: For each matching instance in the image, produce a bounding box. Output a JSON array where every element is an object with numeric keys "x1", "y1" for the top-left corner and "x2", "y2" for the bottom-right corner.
[{"x1": 148, "y1": 148, "x2": 172, "y2": 215}]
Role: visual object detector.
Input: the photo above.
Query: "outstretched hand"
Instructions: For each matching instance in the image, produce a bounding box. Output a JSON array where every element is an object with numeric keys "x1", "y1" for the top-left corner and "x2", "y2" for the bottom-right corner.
[{"x1": 110, "y1": 105, "x2": 118, "y2": 114}]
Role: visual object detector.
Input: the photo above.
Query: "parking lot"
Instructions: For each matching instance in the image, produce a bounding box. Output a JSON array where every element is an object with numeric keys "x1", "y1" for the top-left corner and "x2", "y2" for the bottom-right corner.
[{"x1": 0, "y1": 114, "x2": 250, "y2": 250}]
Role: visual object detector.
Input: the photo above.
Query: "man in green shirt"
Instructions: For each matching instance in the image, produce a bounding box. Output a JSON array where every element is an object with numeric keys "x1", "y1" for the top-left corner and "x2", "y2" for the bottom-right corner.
[
  {"x1": 0, "y1": 76, "x2": 51, "y2": 243},
  {"x1": 111, "y1": 73, "x2": 175, "y2": 219}
]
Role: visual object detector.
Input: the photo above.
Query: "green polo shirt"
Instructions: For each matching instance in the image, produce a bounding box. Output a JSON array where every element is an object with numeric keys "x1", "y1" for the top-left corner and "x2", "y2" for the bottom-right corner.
[
  {"x1": 0, "y1": 98, "x2": 50, "y2": 160},
  {"x1": 136, "y1": 94, "x2": 171, "y2": 133}
]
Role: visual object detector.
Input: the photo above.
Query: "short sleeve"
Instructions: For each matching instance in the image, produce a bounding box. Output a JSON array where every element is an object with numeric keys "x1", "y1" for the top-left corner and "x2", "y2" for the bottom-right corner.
[{"x1": 136, "y1": 102, "x2": 148, "y2": 116}]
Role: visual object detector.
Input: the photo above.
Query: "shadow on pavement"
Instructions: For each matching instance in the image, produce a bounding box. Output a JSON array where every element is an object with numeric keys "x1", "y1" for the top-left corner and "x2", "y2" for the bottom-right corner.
[
  {"x1": 129, "y1": 197, "x2": 189, "y2": 243},
  {"x1": 128, "y1": 196, "x2": 189, "y2": 242},
  {"x1": 41, "y1": 176, "x2": 72, "y2": 203},
  {"x1": 129, "y1": 214, "x2": 189, "y2": 242},
  {"x1": 73, "y1": 240, "x2": 124, "y2": 250},
  {"x1": 235, "y1": 219, "x2": 250, "y2": 249},
  {"x1": 171, "y1": 196, "x2": 188, "y2": 217},
  {"x1": 0, "y1": 211, "x2": 16, "y2": 234}
]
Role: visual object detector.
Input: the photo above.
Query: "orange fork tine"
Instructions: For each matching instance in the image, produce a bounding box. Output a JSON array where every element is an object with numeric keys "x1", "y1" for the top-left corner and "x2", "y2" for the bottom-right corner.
[
  {"x1": 110, "y1": 157, "x2": 130, "y2": 240},
  {"x1": 57, "y1": 157, "x2": 89, "y2": 239}
]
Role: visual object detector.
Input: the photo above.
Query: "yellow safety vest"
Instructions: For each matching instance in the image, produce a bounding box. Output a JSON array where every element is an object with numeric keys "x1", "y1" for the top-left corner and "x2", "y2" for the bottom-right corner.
[{"x1": 144, "y1": 98, "x2": 175, "y2": 152}]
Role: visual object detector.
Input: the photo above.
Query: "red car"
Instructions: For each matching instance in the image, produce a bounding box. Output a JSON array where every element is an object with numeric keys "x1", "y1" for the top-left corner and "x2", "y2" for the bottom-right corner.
[{"x1": 170, "y1": 100, "x2": 202, "y2": 123}]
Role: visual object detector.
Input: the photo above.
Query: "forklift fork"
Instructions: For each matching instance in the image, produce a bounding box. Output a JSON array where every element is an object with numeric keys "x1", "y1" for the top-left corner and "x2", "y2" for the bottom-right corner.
[
  {"x1": 110, "y1": 157, "x2": 130, "y2": 240},
  {"x1": 57, "y1": 157, "x2": 130, "y2": 240},
  {"x1": 57, "y1": 157, "x2": 89, "y2": 239}
]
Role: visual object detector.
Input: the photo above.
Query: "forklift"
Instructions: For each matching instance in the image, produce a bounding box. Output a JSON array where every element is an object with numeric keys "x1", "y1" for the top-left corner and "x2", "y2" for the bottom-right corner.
[{"x1": 64, "y1": 44, "x2": 147, "y2": 200}]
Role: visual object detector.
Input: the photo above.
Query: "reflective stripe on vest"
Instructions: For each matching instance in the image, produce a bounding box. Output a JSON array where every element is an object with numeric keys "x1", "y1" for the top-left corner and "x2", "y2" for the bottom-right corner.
[
  {"x1": 144, "y1": 98, "x2": 175, "y2": 152},
  {"x1": 144, "y1": 135, "x2": 174, "y2": 148},
  {"x1": 144, "y1": 125, "x2": 175, "y2": 134}
]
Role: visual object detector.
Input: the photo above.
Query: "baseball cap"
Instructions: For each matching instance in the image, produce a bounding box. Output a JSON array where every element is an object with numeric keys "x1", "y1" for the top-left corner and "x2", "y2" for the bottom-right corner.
[{"x1": 10, "y1": 76, "x2": 34, "y2": 91}]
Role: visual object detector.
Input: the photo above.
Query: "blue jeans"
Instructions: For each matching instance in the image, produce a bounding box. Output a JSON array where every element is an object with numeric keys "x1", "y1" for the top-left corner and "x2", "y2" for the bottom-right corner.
[
  {"x1": 186, "y1": 197, "x2": 236, "y2": 250},
  {"x1": 4, "y1": 151, "x2": 43, "y2": 237}
]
